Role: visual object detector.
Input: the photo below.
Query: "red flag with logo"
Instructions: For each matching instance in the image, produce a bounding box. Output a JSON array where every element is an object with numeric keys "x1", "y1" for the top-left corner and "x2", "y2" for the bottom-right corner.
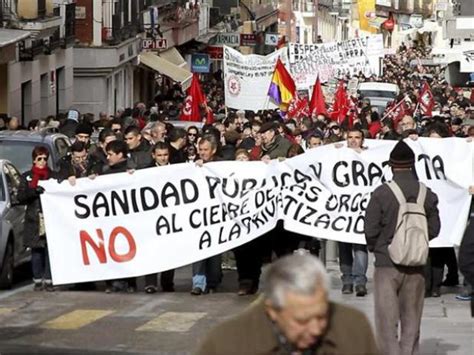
[
  {"x1": 330, "y1": 80, "x2": 349, "y2": 124},
  {"x1": 287, "y1": 96, "x2": 309, "y2": 121},
  {"x1": 180, "y1": 73, "x2": 206, "y2": 122},
  {"x1": 418, "y1": 82, "x2": 435, "y2": 117},
  {"x1": 309, "y1": 76, "x2": 327, "y2": 117}
]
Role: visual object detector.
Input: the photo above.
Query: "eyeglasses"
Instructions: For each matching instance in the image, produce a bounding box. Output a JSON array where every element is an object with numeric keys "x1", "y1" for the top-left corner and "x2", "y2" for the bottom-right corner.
[
  {"x1": 35, "y1": 156, "x2": 48, "y2": 162},
  {"x1": 188, "y1": 133, "x2": 197, "y2": 137},
  {"x1": 113, "y1": 128, "x2": 121, "y2": 133}
]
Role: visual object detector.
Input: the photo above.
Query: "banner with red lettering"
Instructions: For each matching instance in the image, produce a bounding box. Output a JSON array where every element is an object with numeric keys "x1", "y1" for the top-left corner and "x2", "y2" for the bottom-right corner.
[{"x1": 40, "y1": 138, "x2": 473, "y2": 284}]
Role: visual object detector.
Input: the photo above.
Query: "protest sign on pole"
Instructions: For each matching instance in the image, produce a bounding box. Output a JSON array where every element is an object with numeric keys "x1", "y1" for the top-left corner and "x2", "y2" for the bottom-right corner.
[
  {"x1": 290, "y1": 35, "x2": 384, "y2": 90},
  {"x1": 41, "y1": 138, "x2": 473, "y2": 285},
  {"x1": 223, "y1": 46, "x2": 287, "y2": 111}
]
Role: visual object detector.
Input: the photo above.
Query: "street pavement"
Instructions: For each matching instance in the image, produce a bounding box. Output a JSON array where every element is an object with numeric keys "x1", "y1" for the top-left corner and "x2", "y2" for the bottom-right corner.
[{"x1": 0, "y1": 259, "x2": 472, "y2": 355}]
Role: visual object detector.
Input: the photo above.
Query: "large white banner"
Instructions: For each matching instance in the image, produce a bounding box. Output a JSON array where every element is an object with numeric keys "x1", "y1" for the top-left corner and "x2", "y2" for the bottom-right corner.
[
  {"x1": 290, "y1": 35, "x2": 384, "y2": 90},
  {"x1": 223, "y1": 46, "x2": 286, "y2": 111},
  {"x1": 41, "y1": 138, "x2": 473, "y2": 284}
]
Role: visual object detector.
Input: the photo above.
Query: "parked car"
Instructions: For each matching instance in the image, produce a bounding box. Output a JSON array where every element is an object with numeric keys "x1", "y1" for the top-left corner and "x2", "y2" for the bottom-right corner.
[
  {"x1": 0, "y1": 130, "x2": 70, "y2": 173},
  {"x1": 357, "y1": 82, "x2": 400, "y2": 114},
  {"x1": 0, "y1": 159, "x2": 27, "y2": 289}
]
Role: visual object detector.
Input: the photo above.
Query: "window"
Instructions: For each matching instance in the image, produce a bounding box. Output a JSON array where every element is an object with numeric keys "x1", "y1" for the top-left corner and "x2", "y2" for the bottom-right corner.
[{"x1": 0, "y1": 142, "x2": 51, "y2": 174}]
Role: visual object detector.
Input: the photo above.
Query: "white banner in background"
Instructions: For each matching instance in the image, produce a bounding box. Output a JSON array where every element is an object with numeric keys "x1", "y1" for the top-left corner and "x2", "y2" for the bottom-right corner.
[
  {"x1": 223, "y1": 46, "x2": 287, "y2": 111},
  {"x1": 290, "y1": 35, "x2": 384, "y2": 90},
  {"x1": 41, "y1": 138, "x2": 473, "y2": 284}
]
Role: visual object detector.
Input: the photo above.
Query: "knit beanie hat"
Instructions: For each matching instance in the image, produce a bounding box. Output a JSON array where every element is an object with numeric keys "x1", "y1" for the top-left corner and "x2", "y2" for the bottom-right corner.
[{"x1": 389, "y1": 140, "x2": 415, "y2": 168}]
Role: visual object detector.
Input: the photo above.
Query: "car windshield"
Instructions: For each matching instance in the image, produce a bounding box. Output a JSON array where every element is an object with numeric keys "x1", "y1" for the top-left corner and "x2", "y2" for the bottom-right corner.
[
  {"x1": 0, "y1": 142, "x2": 52, "y2": 174},
  {"x1": 360, "y1": 90, "x2": 397, "y2": 99}
]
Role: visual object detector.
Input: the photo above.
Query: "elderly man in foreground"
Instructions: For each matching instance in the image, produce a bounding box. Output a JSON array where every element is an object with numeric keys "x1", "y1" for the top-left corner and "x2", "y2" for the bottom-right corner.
[{"x1": 196, "y1": 253, "x2": 379, "y2": 355}]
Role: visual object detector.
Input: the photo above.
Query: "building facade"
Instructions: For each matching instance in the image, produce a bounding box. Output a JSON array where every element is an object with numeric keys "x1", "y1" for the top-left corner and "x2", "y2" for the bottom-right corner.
[
  {"x1": 0, "y1": 0, "x2": 75, "y2": 125},
  {"x1": 74, "y1": 0, "x2": 200, "y2": 115},
  {"x1": 280, "y1": 0, "x2": 347, "y2": 45}
]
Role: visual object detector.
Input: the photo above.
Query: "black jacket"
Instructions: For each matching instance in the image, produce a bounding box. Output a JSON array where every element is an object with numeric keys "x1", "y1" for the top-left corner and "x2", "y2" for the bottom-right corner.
[
  {"x1": 364, "y1": 170, "x2": 441, "y2": 267},
  {"x1": 101, "y1": 160, "x2": 128, "y2": 175},
  {"x1": 169, "y1": 144, "x2": 186, "y2": 164},
  {"x1": 88, "y1": 147, "x2": 108, "y2": 175},
  {"x1": 17, "y1": 169, "x2": 59, "y2": 249},
  {"x1": 57, "y1": 155, "x2": 94, "y2": 181},
  {"x1": 128, "y1": 139, "x2": 153, "y2": 169},
  {"x1": 459, "y1": 217, "x2": 474, "y2": 292}
]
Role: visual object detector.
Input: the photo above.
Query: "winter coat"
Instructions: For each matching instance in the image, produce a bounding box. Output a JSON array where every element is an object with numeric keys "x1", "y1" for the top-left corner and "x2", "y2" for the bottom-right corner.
[
  {"x1": 128, "y1": 139, "x2": 153, "y2": 169},
  {"x1": 261, "y1": 135, "x2": 292, "y2": 159},
  {"x1": 101, "y1": 159, "x2": 129, "y2": 175},
  {"x1": 364, "y1": 170, "x2": 441, "y2": 267},
  {"x1": 17, "y1": 169, "x2": 59, "y2": 249},
  {"x1": 169, "y1": 144, "x2": 187, "y2": 164},
  {"x1": 57, "y1": 155, "x2": 94, "y2": 180},
  {"x1": 196, "y1": 297, "x2": 379, "y2": 355}
]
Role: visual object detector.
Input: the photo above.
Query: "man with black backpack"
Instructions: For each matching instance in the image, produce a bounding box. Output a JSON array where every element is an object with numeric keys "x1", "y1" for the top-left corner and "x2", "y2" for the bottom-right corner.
[{"x1": 364, "y1": 140, "x2": 441, "y2": 355}]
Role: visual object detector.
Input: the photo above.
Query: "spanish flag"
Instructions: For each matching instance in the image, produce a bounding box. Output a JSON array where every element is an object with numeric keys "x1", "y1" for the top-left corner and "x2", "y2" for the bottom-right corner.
[{"x1": 267, "y1": 59, "x2": 296, "y2": 112}]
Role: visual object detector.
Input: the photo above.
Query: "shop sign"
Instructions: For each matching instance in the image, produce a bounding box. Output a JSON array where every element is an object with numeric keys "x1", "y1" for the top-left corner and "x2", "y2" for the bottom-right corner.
[{"x1": 191, "y1": 53, "x2": 210, "y2": 73}]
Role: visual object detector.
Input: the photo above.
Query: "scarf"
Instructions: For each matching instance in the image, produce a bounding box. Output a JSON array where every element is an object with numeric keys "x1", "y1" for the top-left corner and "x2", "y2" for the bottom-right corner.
[{"x1": 29, "y1": 165, "x2": 49, "y2": 188}]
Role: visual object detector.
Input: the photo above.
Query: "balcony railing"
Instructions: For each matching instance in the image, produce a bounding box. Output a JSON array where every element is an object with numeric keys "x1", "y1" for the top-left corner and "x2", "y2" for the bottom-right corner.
[
  {"x1": 19, "y1": 39, "x2": 44, "y2": 61},
  {"x1": 102, "y1": 23, "x2": 138, "y2": 46},
  {"x1": 102, "y1": 0, "x2": 139, "y2": 45},
  {"x1": 44, "y1": 28, "x2": 60, "y2": 54},
  {"x1": 0, "y1": 0, "x2": 15, "y2": 26}
]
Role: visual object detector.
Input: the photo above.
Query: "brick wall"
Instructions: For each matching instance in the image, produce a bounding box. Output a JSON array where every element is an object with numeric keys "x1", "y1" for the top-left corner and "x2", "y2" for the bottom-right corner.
[{"x1": 75, "y1": 0, "x2": 93, "y2": 44}]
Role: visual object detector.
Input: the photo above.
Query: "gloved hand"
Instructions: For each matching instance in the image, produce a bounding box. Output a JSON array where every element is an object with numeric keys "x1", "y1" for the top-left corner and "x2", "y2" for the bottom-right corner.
[{"x1": 35, "y1": 186, "x2": 45, "y2": 195}]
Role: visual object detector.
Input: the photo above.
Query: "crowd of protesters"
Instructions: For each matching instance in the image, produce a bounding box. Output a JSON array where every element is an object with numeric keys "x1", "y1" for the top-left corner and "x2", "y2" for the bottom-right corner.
[{"x1": 3, "y1": 44, "x2": 473, "y2": 305}]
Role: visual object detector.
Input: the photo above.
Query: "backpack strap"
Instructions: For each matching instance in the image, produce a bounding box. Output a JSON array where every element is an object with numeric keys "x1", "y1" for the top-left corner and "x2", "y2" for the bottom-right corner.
[
  {"x1": 386, "y1": 181, "x2": 406, "y2": 205},
  {"x1": 417, "y1": 183, "x2": 427, "y2": 205}
]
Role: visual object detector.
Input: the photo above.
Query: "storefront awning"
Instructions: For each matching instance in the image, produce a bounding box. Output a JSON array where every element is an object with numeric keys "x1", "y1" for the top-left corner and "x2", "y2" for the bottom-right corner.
[
  {"x1": 159, "y1": 47, "x2": 187, "y2": 68},
  {"x1": 368, "y1": 17, "x2": 387, "y2": 29},
  {"x1": 140, "y1": 52, "x2": 192, "y2": 90}
]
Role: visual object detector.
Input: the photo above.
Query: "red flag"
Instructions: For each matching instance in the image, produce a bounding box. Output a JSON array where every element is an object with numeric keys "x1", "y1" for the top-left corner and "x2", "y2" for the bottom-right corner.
[
  {"x1": 330, "y1": 80, "x2": 349, "y2": 124},
  {"x1": 309, "y1": 76, "x2": 327, "y2": 117},
  {"x1": 392, "y1": 99, "x2": 408, "y2": 127},
  {"x1": 287, "y1": 96, "x2": 309, "y2": 121},
  {"x1": 418, "y1": 82, "x2": 434, "y2": 117},
  {"x1": 180, "y1": 73, "x2": 206, "y2": 122}
]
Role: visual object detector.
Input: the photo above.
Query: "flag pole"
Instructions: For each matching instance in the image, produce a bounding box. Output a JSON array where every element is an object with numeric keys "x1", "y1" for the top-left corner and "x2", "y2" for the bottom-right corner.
[
  {"x1": 380, "y1": 96, "x2": 407, "y2": 123},
  {"x1": 264, "y1": 94, "x2": 270, "y2": 110},
  {"x1": 413, "y1": 102, "x2": 420, "y2": 118}
]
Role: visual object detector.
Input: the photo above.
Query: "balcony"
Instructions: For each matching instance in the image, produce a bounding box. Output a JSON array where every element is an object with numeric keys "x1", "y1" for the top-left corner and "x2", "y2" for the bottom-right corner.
[
  {"x1": 18, "y1": 38, "x2": 44, "y2": 61},
  {"x1": 300, "y1": 2, "x2": 316, "y2": 17},
  {"x1": 102, "y1": 23, "x2": 138, "y2": 46},
  {"x1": 161, "y1": 4, "x2": 199, "y2": 29},
  {"x1": 43, "y1": 27, "x2": 60, "y2": 54},
  {"x1": 102, "y1": 0, "x2": 139, "y2": 46}
]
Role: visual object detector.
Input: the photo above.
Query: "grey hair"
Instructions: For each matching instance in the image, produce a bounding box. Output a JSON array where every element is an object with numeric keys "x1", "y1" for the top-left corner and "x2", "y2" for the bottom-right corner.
[{"x1": 262, "y1": 253, "x2": 330, "y2": 309}]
